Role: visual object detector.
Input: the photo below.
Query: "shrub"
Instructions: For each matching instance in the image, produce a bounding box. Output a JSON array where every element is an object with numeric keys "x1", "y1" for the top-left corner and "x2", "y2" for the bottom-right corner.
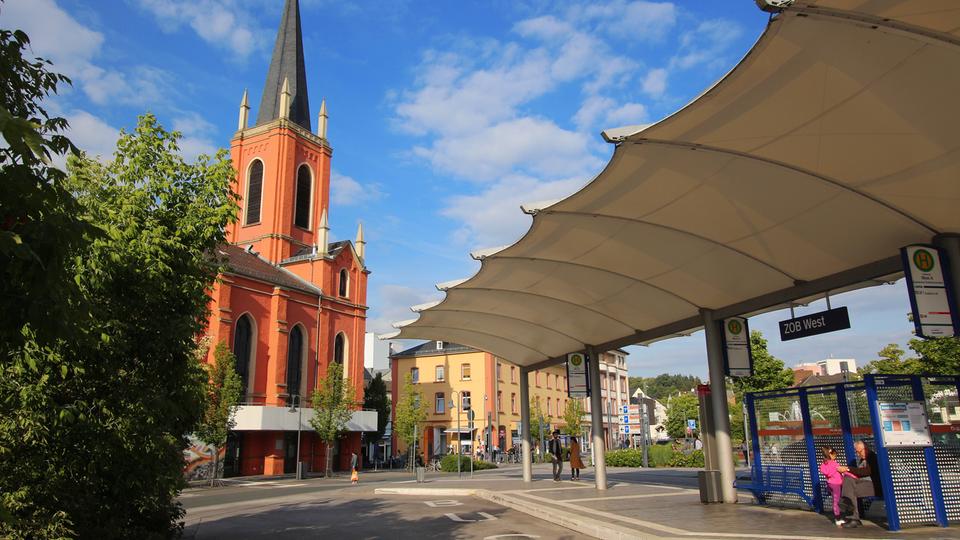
[
  {"x1": 439, "y1": 454, "x2": 497, "y2": 472},
  {"x1": 604, "y1": 446, "x2": 704, "y2": 468}
]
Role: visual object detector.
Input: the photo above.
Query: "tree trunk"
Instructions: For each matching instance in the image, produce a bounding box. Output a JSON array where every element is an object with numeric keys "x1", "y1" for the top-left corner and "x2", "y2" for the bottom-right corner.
[
  {"x1": 209, "y1": 445, "x2": 218, "y2": 487},
  {"x1": 325, "y1": 442, "x2": 332, "y2": 477}
]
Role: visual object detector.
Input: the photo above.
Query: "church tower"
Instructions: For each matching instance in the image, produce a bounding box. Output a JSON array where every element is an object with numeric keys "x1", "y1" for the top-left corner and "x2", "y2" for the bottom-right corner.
[{"x1": 228, "y1": 0, "x2": 331, "y2": 264}]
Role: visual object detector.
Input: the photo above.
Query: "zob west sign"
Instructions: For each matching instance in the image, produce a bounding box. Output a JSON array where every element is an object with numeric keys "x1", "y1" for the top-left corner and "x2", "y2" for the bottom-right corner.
[{"x1": 778, "y1": 306, "x2": 851, "y2": 341}]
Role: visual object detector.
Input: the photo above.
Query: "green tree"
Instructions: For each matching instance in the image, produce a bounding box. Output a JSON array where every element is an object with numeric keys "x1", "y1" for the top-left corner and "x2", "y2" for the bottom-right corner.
[
  {"x1": 562, "y1": 398, "x2": 586, "y2": 438},
  {"x1": 2, "y1": 107, "x2": 237, "y2": 538},
  {"x1": 195, "y1": 341, "x2": 242, "y2": 487},
  {"x1": 632, "y1": 374, "x2": 702, "y2": 402},
  {"x1": 909, "y1": 337, "x2": 960, "y2": 374},
  {"x1": 310, "y1": 361, "x2": 357, "y2": 476},
  {"x1": 628, "y1": 376, "x2": 645, "y2": 397},
  {"x1": 728, "y1": 331, "x2": 794, "y2": 403},
  {"x1": 362, "y1": 372, "x2": 390, "y2": 450},
  {"x1": 393, "y1": 373, "x2": 426, "y2": 468},
  {"x1": 861, "y1": 343, "x2": 921, "y2": 375},
  {"x1": 530, "y1": 397, "x2": 550, "y2": 459},
  {"x1": 665, "y1": 393, "x2": 699, "y2": 440}
]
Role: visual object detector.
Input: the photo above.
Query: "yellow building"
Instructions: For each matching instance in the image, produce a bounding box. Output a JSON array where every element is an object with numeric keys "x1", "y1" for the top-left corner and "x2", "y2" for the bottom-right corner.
[{"x1": 389, "y1": 341, "x2": 570, "y2": 459}]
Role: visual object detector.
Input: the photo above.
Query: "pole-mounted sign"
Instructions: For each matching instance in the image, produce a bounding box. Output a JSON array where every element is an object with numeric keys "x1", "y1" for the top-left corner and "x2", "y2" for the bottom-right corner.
[
  {"x1": 778, "y1": 306, "x2": 851, "y2": 341},
  {"x1": 566, "y1": 352, "x2": 590, "y2": 398},
  {"x1": 722, "y1": 317, "x2": 753, "y2": 376},
  {"x1": 901, "y1": 244, "x2": 959, "y2": 338}
]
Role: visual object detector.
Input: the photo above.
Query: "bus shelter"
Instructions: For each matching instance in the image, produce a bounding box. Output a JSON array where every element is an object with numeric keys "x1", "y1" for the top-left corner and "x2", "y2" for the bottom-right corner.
[{"x1": 744, "y1": 374, "x2": 960, "y2": 531}]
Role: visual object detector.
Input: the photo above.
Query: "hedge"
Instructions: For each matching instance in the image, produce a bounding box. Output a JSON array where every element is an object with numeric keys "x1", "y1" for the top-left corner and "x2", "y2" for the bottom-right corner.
[
  {"x1": 439, "y1": 454, "x2": 498, "y2": 472},
  {"x1": 604, "y1": 447, "x2": 705, "y2": 468}
]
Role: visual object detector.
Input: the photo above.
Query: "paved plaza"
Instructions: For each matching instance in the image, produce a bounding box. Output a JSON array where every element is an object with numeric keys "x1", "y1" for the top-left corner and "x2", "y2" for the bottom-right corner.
[{"x1": 181, "y1": 465, "x2": 960, "y2": 539}]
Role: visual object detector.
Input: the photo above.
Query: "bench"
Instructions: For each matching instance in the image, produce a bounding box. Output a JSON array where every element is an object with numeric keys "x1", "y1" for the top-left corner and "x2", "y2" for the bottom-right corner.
[{"x1": 736, "y1": 465, "x2": 814, "y2": 508}]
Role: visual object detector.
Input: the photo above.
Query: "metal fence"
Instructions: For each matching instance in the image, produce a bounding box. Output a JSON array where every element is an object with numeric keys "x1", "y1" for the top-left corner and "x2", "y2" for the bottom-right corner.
[{"x1": 745, "y1": 374, "x2": 960, "y2": 531}]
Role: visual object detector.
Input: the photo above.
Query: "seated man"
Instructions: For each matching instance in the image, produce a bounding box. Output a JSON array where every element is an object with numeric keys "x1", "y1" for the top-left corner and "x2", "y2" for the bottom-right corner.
[{"x1": 837, "y1": 440, "x2": 882, "y2": 528}]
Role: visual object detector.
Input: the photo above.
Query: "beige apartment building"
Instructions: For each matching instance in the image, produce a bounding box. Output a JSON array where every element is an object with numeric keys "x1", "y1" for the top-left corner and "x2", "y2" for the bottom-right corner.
[
  {"x1": 389, "y1": 341, "x2": 570, "y2": 459},
  {"x1": 389, "y1": 342, "x2": 633, "y2": 460}
]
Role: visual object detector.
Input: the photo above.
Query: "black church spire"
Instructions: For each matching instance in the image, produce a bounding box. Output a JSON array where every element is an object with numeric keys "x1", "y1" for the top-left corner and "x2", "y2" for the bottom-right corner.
[{"x1": 256, "y1": 0, "x2": 311, "y2": 130}]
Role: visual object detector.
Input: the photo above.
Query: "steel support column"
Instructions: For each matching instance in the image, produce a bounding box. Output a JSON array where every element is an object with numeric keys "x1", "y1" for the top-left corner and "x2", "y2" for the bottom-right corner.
[
  {"x1": 519, "y1": 366, "x2": 533, "y2": 483},
  {"x1": 702, "y1": 310, "x2": 737, "y2": 503},
  {"x1": 587, "y1": 346, "x2": 607, "y2": 490}
]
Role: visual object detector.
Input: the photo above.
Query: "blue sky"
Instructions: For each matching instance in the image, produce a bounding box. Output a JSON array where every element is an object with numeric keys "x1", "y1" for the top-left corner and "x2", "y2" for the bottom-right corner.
[{"x1": 3, "y1": 0, "x2": 918, "y2": 378}]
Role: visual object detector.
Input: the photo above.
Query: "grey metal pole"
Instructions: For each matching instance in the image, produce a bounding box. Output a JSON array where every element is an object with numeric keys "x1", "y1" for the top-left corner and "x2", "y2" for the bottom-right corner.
[
  {"x1": 296, "y1": 396, "x2": 303, "y2": 479},
  {"x1": 934, "y1": 233, "x2": 960, "y2": 319},
  {"x1": 743, "y1": 403, "x2": 751, "y2": 467},
  {"x1": 519, "y1": 367, "x2": 533, "y2": 483},
  {"x1": 454, "y1": 392, "x2": 461, "y2": 479},
  {"x1": 587, "y1": 346, "x2": 607, "y2": 490},
  {"x1": 702, "y1": 309, "x2": 738, "y2": 503},
  {"x1": 641, "y1": 402, "x2": 649, "y2": 468}
]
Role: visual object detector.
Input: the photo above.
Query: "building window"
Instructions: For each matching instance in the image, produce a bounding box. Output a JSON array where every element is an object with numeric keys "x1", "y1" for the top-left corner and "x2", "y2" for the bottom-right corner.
[
  {"x1": 511, "y1": 366, "x2": 516, "y2": 383},
  {"x1": 245, "y1": 160, "x2": 263, "y2": 225},
  {"x1": 435, "y1": 365, "x2": 444, "y2": 382},
  {"x1": 333, "y1": 333, "x2": 345, "y2": 365},
  {"x1": 536, "y1": 372, "x2": 541, "y2": 387},
  {"x1": 338, "y1": 269, "x2": 348, "y2": 297},
  {"x1": 547, "y1": 397, "x2": 552, "y2": 416},
  {"x1": 233, "y1": 314, "x2": 253, "y2": 394},
  {"x1": 293, "y1": 164, "x2": 312, "y2": 229},
  {"x1": 511, "y1": 393, "x2": 517, "y2": 413},
  {"x1": 554, "y1": 374, "x2": 559, "y2": 389},
  {"x1": 435, "y1": 392, "x2": 445, "y2": 414},
  {"x1": 496, "y1": 362, "x2": 502, "y2": 380},
  {"x1": 411, "y1": 367, "x2": 419, "y2": 384},
  {"x1": 497, "y1": 391, "x2": 502, "y2": 412},
  {"x1": 461, "y1": 363, "x2": 471, "y2": 381},
  {"x1": 462, "y1": 391, "x2": 471, "y2": 411},
  {"x1": 546, "y1": 374, "x2": 552, "y2": 389},
  {"x1": 286, "y1": 325, "x2": 303, "y2": 398}
]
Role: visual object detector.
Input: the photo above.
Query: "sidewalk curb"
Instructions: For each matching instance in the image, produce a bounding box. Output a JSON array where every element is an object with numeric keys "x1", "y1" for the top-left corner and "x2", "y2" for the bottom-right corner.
[{"x1": 374, "y1": 487, "x2": 650, "y2": 539}]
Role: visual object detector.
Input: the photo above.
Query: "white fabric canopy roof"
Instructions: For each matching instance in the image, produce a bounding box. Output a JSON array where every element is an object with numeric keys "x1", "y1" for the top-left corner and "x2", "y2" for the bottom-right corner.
[{"x1": 389, "y1": 0, "x2": 960, "y2": 367}]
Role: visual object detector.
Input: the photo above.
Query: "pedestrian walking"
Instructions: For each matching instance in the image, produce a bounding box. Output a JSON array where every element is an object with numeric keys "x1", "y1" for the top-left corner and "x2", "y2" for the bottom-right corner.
[
  {"x1": 569, "y1": 437, "x2": 584, "y2": 480},
  {"x1": 350, "y1": 451, "x2": 359, "y2": 485},
  {"x1": 548, "y1": 430, "x2": 563, "y2": 482}
]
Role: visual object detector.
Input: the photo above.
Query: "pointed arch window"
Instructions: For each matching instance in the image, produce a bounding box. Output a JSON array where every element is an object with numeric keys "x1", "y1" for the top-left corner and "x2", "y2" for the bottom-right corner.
[
  {"x1": 294, "y1": 164, "x2": 312, "y2": 229},
  {"x1": 233, "y1": 315, "x2": 254, "y2": 394},
  {"x1": 245, "y1": 160, "x2": 264, "y2": 225},
  {"x1": 334, "y1": 333, "x2": 345, "y2": 365},
  {"x1": 287, "y1": 325, "x2": 304, "y2": 397},
  {"x1": 338, "y1": 269, "x2": 349, "y2": 297}
]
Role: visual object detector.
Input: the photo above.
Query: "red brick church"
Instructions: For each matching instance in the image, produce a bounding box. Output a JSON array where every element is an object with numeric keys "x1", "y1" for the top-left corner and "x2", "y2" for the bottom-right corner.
[{"x1": 203, "y1": 0, "x2": 369, "y2": 476}]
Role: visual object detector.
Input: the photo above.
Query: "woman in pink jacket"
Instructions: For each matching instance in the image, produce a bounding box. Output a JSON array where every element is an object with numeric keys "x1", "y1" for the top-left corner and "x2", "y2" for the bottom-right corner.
[{"x1": 820, "y1": 446, "x2": 855, "y2": 526}]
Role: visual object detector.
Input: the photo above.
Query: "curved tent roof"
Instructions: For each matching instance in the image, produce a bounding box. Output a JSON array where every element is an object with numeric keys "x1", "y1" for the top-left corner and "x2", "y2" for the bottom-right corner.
[{"x1": 388, "y1": 0, "x2": 960, "y2": 367}]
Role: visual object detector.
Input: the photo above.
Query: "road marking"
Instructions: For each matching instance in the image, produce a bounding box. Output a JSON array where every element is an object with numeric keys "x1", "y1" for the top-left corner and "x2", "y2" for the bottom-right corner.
[
  {"x1": 445, "y1": 512, "x2": 499, "y2": 523},
  {"x1": 483, "y1": 536, "x2": 539, "y2": 539},
  {"x1": 562, "y1": 491, "x2": 694, "y2": 503},
  {"x1": 424, "y1": 499, "x2": 463, "y2": 507},
  {"x1": 507, "y1": 485, "x2": 591, "y2": 493}
]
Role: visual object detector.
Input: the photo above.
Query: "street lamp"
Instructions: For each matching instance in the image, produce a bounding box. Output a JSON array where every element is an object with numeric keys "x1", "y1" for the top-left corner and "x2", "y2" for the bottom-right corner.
[{"x1": 288, "y1": 395, "x2": 303, "y2": 480}]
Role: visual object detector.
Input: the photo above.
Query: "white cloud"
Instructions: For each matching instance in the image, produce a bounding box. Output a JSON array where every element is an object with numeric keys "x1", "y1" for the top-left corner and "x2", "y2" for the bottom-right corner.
[
  {"x1": 641, "y1": 67, "x2": 668, "y2": 97},
  {"x1": 134, "y1": 0, "x2": 266, "y2": 59},
  {"x1": 367, "y1": 284, "x2": 443, "y2": 335},
  {"x1": 331, "y1": 170, "x2": 384, "y2": 206},
  {"x1": 442, "y1": 174, "x2": 589, "y2": 249},
  {"x1": 671, "y1": 19, "x2": 742, "y2": 71},
  {"x1": 66, "y1": 111, "x2": 119, "y2": 159},
  {"x1": 605, "y1": 102, "x2": 648, "y2": 126},
  {"x1": 574, "y1": 95, "x2": 616, "y2": 131},
  {"x1": 576, "y1": 1, "x2": 677, "y2": 41},
  {"x1": 414, "y1": 116, "x2": 599, "y2": 183}
]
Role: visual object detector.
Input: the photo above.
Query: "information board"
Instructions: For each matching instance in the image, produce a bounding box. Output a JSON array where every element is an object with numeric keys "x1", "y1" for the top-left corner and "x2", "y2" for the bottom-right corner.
[
  {"x1": 566, "y1": 352, "x2": 590, "y2": 398},
  {"x1": 902, "y1": 244, "x2": 958, "y2": 338},
  {"x1": 722, "y1": 317, "x2": 753, "y2": 376},
  {"x1": 877, "y1": 401, "x2": 933, "y2": 447}
]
